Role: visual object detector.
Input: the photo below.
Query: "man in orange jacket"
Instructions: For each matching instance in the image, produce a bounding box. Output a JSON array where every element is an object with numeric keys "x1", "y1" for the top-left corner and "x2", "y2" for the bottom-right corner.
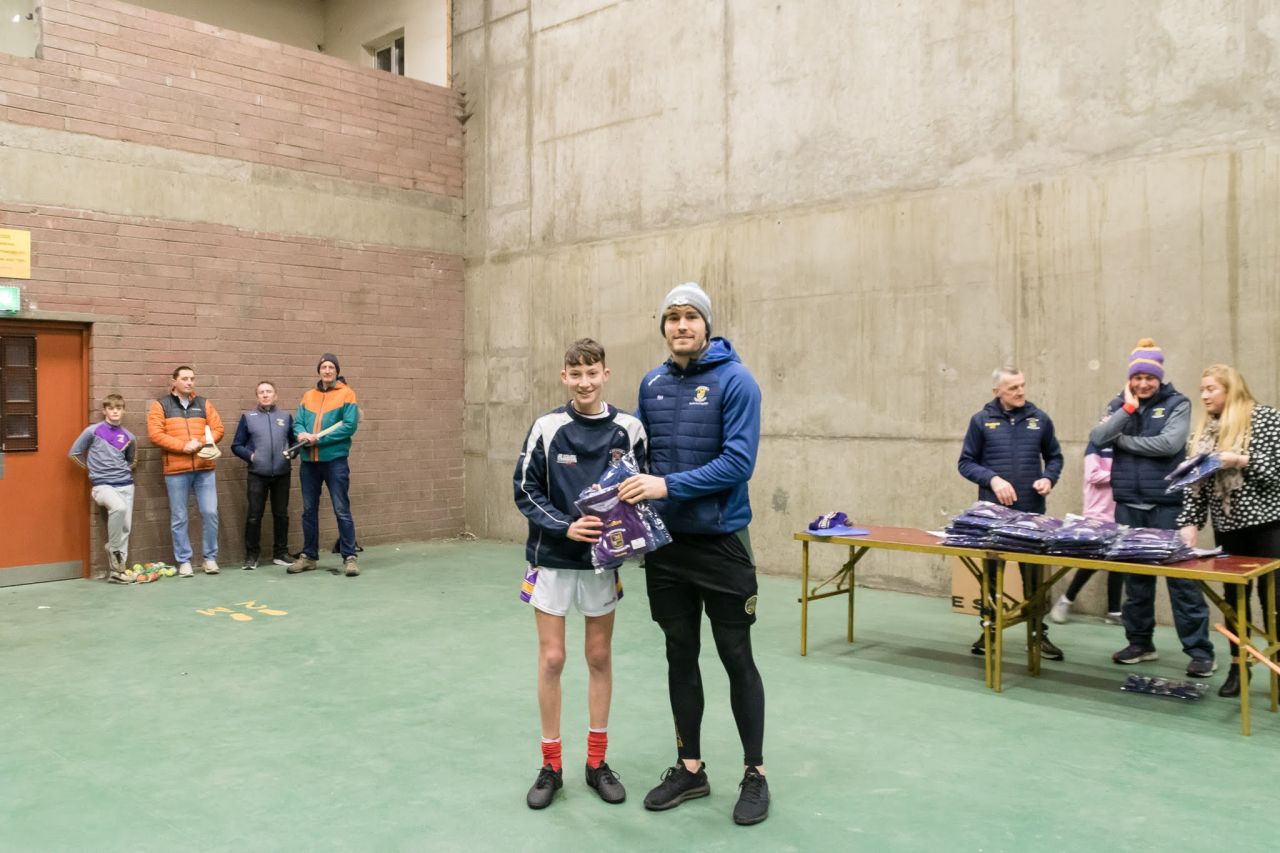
[{"x1": 147, "y1": 365, "x2": 225, "y2": 577}]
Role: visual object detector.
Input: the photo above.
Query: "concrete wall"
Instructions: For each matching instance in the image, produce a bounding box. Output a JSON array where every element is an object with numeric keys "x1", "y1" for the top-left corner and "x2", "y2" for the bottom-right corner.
[
  {"x1": 117, "y1": 0, "x2": 324, "y2": 51},
  {"x1": 1, "y1": 0, "x2": 465, "y2": 575},
  {"x1": 324, "y1": 0, "x2": 450, "y2": 86},
  {"x1": 455, "y1": 1, "x2": 1280, "y2": 613}
]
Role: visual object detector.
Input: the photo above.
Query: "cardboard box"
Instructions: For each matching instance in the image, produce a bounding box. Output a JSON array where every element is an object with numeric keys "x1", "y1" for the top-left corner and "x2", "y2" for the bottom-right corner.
[{"x1": 950, "y1": 556, "x2": 1024, "y2": 614}]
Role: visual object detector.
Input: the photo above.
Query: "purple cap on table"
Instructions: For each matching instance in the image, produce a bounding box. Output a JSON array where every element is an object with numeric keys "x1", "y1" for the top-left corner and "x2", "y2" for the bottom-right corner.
[{"x1": 808, "y1": 512, "x2": 869, "y2": 537}]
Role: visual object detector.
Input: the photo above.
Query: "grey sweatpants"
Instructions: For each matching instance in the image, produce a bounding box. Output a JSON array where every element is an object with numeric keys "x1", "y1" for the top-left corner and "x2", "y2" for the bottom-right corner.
[{"x1": 91, "y1": 484, "x2": 134, "y2": 561}]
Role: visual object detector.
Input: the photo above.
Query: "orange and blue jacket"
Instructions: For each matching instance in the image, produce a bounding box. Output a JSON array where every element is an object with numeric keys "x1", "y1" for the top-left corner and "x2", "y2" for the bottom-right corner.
[
  {"x1": 147, "y1": 394, "x2": 225, "y2": 475},
  {"x1": 294, "y1": 380, "x2": 359, "y2": 462}
]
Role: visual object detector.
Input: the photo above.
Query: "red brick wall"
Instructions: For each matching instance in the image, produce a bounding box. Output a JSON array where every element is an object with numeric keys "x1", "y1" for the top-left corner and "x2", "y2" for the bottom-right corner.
[
  {"x1": 2, "y1": 202, "x2": 465, "y2": 569},
  {"x1": 0, "y1": 0, "x2": 462, "y2": 195}
]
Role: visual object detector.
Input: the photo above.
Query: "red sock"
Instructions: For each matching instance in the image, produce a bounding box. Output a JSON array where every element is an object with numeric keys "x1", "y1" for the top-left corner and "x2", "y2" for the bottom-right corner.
[
  {"x1": 541, "y1": 738, "x2": 562, "y2": 772},
  {"x1": 587, "y1": 729, "x2": 608, "y2": 769}
]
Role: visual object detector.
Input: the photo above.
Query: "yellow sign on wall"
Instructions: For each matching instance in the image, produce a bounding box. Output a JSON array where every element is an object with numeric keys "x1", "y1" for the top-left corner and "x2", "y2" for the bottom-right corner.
[{"x1": 0, "y1": 229, "x2": 32, "y2": 280}]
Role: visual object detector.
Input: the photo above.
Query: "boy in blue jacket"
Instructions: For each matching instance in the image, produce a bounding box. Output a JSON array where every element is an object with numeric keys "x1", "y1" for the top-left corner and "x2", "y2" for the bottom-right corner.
[
  {"x1": 514, "y1": 339, "x2": 646, "y2": 811},
  {"x1": 619, "y1": 282, "x2": 770, "y2": 826}
]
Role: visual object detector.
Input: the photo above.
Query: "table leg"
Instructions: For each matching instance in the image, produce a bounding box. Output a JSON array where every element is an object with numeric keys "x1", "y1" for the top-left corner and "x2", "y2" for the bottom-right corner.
[
  {"x1": 847, "y1": 545, "x2": 856, "y2": 644},
  {"x1": 800, "y1": 541, "x2": 809, "y2": 657},
  {"x1": 994, "y1": 560, "x2": 1005, "y2": 693},
  {"x1": 1268, "y1": 572, "x2": 1278, "y2": 713},
  {"x1": 1238, "y1": 590, "x2": 1251, "y2": 736},
  {"x1": 978, "y1": 559, "x2": 993, "y2": 689},
  {"x1": 1028, "y1": 564, "x2": 1041, "y2": 676}
]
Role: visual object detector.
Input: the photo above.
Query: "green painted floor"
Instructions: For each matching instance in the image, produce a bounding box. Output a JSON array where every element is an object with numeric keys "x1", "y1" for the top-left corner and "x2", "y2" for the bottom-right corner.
[{"x1": 2, "y1": 540, "x2": 1277, "y2": 852}]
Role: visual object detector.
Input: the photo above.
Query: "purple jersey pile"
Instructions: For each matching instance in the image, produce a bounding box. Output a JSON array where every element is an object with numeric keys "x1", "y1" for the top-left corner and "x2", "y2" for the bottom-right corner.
[
  {"x1": 1046, "y1": 517, "x2": 1122, "y2": 558},
  {"x1": 942, "y1": 502, "x2": 1029, "y2": 548},
  {"x1": 988, "y1": 514, "x2": 1065, "y2": 553},
  {"x1": 1105, "y1": 527, "x2": 1195, "y2": 564}
]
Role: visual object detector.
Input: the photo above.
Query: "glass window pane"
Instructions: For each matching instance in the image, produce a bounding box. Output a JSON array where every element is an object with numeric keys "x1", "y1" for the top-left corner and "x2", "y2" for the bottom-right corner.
[
  {"x1": 376, "y1": 46, "x2": 392, "y2": 72},
  {"x1": 5, "y1": 414, "x2": 33, "y2": 439},
  {"x1": 5, "y1": 375, "x2": 32, "y2": 403},
  {"x1": 4, "y1": 339, "x2": 32, "y2": 366}
]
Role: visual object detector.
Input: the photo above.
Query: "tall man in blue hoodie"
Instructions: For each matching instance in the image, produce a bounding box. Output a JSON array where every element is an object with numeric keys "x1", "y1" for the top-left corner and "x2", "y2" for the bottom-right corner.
[
  {"x1": 231, "y1": 381, "x2": 294, "y2": 570},
  {"x1": 618, "y1": 282, "x2": 769, "y2": 826},
  {"x1": 958, "y1": 366, "x2": 1066, "y2": 659}
]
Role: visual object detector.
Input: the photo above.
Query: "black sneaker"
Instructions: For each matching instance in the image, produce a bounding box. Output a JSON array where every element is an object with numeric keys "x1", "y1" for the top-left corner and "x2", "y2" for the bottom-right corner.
[
  {"x1": 1112, "y1": 644, "x2": 1159, "y2": 665},
  {"x1": 585, "y1": 762, "x2": 626, "y2": 804},
  {"x1": 971, "y1": 634, "x2": 986, "y2": 655},
  {"x1": 526, "y1": 764, "x2": 562, "y2": 810},
  {"x1": 1185, "y1": 657, "x2": 1217, "y2": 678},
  {"x1": 733, "y1": 767, "x2": 770, "y2": 826},
  {"x1": 1038, "y1": 636, "x2": 1064, "y2": 661},
  {"x1": 243, "y1": 556, "x2": 259, "y2": 571},
  {"x1": 643, "y1": 763, "x2": 710, "y2": 811}
]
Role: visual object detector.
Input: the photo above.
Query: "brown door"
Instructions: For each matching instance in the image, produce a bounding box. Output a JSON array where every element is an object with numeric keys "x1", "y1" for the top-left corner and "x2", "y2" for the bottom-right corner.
[{"x1": 0, "y1": 322, "x2": 89, "y2": 585}]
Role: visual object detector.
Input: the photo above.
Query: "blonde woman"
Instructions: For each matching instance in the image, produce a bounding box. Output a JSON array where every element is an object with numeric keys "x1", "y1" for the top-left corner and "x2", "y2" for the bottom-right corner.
[{"x1": 1178, "y1": 364, "x2": 1280, "y2": 697}]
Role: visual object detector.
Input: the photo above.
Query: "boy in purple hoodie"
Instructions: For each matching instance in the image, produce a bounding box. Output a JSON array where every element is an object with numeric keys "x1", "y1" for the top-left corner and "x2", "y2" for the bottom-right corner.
[{"x1": 69, "y1": 394, "x2": 137, "y2": 583}]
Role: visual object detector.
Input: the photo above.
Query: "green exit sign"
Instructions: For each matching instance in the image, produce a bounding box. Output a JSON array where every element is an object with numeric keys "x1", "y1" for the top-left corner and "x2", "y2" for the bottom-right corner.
[{"x1": 0, "y1": 286, "x2": 19, "y2": 313}]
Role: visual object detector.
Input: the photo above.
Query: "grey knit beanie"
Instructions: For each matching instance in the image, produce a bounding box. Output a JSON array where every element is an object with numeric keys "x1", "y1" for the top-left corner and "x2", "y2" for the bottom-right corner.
[{"x1": 659, "y1": 282, "x2": 712, "y2": 335}]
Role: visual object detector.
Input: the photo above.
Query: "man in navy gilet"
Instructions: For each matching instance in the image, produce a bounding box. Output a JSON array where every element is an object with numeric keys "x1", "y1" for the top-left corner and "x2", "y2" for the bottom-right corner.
[
  {"x1": 1088, "y1": 339, "x2": 1214, "y2": 677},
  {"x1": 230, "y1": 380, "x2": 294, "y2": 570},
  {"x1": 618, "y1": 282, "x2": 770, "y2": 826},
  {"x1": 958, "y1": 366, "x2": 1065, "y2": 660}
]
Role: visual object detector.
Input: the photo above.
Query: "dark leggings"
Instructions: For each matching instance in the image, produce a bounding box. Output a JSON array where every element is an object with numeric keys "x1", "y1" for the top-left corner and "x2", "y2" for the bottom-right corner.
[
  {"x1": 659, "y1": 614, "x2": 765, "y2": 767},
  {"x1": 1064, "y1": 568, "x2": 1125, "y2": 612},
  {"x1": 1216, "y1": 522, "x2": 1280, "y2": 658}
]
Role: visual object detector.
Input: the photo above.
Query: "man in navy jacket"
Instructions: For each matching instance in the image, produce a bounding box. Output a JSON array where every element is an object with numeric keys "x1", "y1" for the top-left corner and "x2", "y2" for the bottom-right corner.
[
  {"x1": 1087, "y1": 338, "x2": 1214, "y2": 678},
  {"x1": 619, "y1": 282, "x2": 769, "y2": 826},
  {"x1": 230, "y1": 381, "x2": 294, "y2": 569},
  {"x1": 958, "y1": 366, "x2": 1065, "y2": 659}
]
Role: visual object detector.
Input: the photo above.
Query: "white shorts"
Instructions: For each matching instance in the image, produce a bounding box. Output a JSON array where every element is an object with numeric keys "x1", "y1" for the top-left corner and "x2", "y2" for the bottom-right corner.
[{"x1": 521, "y1": 565, "x2": 623, "y2": 617}]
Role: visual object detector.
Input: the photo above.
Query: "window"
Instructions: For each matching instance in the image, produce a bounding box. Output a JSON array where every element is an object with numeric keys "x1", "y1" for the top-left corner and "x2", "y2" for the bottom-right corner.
[
  {"x1": 0, "y1": 334, "x2": 37, "y2": 451},
  {"x1": 0, "y1": 0, "x2": 37, "y2": 60},
  {"x1": 368, "y1": 32, "x2": 404, "y2": 76}
]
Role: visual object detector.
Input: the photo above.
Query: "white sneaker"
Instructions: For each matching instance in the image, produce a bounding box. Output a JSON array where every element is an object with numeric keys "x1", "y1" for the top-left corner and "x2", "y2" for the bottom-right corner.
[
  {"x1": 203, "y1": 559, "x2": 220, "y2": 575},
  {"x1": 1049, "y1": 596, "x2": 1072, "y2": 624},
  {"x1": 1104, "y1": 611, "x2": 1124, "y2": 625},
  {"x1": 178, "y1": 562, "x2": 194, "y2": 577}
]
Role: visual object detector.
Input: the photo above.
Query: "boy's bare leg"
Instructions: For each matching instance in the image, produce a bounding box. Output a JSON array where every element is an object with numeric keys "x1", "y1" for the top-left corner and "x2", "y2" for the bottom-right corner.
[
  {"x1": 584, "y1": 610, "x2": 615, "y2": 728},
  {"x1": 535, "y1": 609, "x2": 567, "y2": 738}
]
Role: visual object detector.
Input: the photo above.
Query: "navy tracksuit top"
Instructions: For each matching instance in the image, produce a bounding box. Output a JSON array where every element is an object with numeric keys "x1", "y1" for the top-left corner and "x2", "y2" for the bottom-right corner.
[
  {"x1": 513, "y1": 403, "x2": 647, "y2": 570},
  {"x1": 636, "y1": 337, "x2": 762, "y2": 534},
  {"x1": 958, "y1": 399, "x2": 1064, "y2": 514},
  {"x1": 231, "y1": 406, "x2": 294, "y2": 477}
]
